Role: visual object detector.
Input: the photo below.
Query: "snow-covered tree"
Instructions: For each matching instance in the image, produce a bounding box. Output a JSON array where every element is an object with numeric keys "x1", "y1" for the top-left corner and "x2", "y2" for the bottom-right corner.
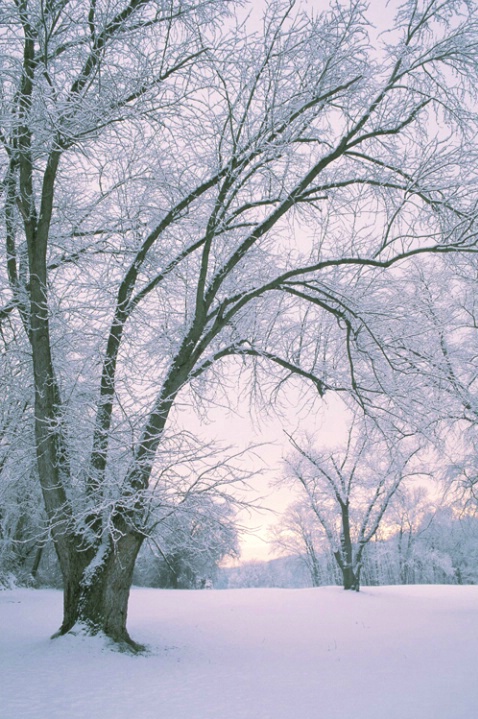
[
  {"x1": 270, "y1": 500, "x2": 332, "y2": 586},
  {"x1": 281, "y1": 414, "x2": 422, "y2": 590},
  {"x1": 0, "y1": 320, "x2": 41, "y2": 586},
  {"x1": 1, "y1": 0, "x2": 478, "y2": 646},
  {"x1": 384, "y1": 485, "x2": 437, "y2": 584},
  {"x1": 134, "y1": 494, "x2": 239, "y2": 588}
]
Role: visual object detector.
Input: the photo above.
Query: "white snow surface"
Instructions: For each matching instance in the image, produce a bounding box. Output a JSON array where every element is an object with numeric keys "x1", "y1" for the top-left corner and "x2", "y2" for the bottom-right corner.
[{"x1": 1, "y1": 585, "x2": 477, "y2": 719}]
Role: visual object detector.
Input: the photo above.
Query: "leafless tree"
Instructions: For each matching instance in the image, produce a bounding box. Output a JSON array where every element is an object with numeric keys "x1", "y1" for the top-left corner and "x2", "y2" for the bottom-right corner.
[
  {"x1": 1, "y1": 0, "x2": 478, "y2": 645},
  {"x1": 282, "y1": 415, "x2": 421, "y2": 590},
  {"x1": 387, "y1": 485, "x2": 436, "y2": 584},
  {"x1": 270, "y1": 500, "x2": 327, "y2": 586}
]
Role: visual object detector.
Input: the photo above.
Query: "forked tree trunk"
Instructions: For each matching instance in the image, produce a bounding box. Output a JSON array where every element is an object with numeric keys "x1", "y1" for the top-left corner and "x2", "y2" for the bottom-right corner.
[
  {"x1": 334, "y1": 549, "x2": 360, "y2": 591},
  {"x1": 25, "y1": 200, "x2": 145, "y2": 648}
]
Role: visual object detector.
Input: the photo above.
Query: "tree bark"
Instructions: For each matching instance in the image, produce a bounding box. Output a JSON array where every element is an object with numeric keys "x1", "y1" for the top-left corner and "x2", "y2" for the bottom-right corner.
[
  {"x1": 334, "y1": 501, "x2": 360, "y2": 591},
  {"x1": 30, "y1": 544, "x2": 43, "y2": 579},
  {"x1": 56, "y1": 528, "x2": 145, "y2": 650}
]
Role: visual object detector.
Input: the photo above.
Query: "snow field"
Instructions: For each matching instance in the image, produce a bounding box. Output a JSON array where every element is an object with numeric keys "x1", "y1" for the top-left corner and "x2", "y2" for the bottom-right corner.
[{"x1": 1, "y1": 585, "x2": 477, "y2": 719}]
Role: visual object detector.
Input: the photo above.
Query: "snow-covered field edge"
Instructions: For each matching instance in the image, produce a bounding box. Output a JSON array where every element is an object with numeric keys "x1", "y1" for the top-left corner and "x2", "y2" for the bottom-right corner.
[{"x1": 1, "y1": 585, "x2": 477, "y2": 719}]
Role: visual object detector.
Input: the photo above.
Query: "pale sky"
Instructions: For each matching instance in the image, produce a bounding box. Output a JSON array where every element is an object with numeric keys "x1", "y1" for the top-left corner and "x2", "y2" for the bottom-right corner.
[
  {"x1": 176, "y1": 379, "x2": 351, "y2": 562},
  {"x1": 174, "y1": 0, "x2": 402, "y2": 563}
]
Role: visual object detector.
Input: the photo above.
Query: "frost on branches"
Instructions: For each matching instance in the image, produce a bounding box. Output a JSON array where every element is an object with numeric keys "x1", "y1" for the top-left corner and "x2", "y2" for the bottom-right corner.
[{"x1": 1, "y1": 0, "x2": 478, "y2": 647}]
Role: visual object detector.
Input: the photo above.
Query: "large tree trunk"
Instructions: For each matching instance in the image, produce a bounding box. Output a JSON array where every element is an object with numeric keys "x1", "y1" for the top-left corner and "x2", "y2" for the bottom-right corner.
[
  {"x1": 21, "y1": 133, "x2": 145, "y2": 648},
  {"x1": 56, "y1": 528, "x2": 145, "y2": 650}
]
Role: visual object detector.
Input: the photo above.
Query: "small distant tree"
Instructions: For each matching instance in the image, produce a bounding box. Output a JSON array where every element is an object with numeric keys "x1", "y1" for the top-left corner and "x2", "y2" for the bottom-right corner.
[
  {"x1": 283, "y1": 415, "x2": 420, "y2": 591},
  {"x1": 410, "y1": 506, "x2": 478, "y2": 584},
  {"x1": 386, "y1": 485, "x2": 436, "y2": 584},
  {"x1": 270, "y1": 500, "x2": 328, "y2": 587},
  {"x1": 135, "y1": 495, "x2": 239, "y2": 589}
]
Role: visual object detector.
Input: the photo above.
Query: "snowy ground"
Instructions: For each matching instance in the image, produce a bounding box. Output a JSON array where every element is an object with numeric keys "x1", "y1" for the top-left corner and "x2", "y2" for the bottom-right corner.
[{"x1": 1, "y1": 586, "x2": 477, "y2": 719}]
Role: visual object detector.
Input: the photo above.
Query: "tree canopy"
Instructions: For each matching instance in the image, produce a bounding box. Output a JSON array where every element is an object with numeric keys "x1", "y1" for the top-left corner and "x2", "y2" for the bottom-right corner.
[{"x1": 1, "y1": 0, "x2": 478, "y2": 647}]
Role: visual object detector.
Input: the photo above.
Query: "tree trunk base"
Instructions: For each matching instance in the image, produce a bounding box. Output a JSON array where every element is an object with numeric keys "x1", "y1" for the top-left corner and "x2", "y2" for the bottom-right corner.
[
  {"x1": 53, "y1": 529, "x2": 145, "y2": 652},
  {"x1": 51, "y1": 619, "x2": 146, "y2": 654}
]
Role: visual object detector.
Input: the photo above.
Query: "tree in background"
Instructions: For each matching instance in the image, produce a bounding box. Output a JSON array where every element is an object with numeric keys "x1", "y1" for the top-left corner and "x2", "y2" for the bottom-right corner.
[
  {"x1": 0, "y1": 320, "x2": 42, "y2": 586},
  {"x1": 134, "y1": 495, "x2": 239, "y2": 588},
  {"x1": 269, "y1": 481, "x2": 478, "y2": 589},
  {"x1": 270, "y1": 500, "x2": 329, "y2": 587},
  {"x1": 418, "y1": 269, "x2": 478, "y2": 513},
  {"x1": 384, "y1": 485, "x2": 436, "y2": 584},
  {"x1": 1, "y1": 0, "x2": 478, "y2": 646},
  {"x1": 281, "y1": 415, "x2": 421, "y2": 590}
]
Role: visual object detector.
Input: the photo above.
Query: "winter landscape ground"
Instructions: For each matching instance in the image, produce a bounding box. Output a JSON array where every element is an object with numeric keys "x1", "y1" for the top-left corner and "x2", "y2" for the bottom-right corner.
[{"x1": 1, "y1": 585, "x2": 477, "y2": 719}]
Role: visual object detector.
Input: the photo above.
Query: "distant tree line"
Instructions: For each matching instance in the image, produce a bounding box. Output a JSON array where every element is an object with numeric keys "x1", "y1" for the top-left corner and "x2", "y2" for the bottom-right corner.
[
  {"x1": 238, "y1": 496, "x2": 478, "y2": 590},
  {"x1": 0, "y1": 488, "x2": 239, "y2": 591}
]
